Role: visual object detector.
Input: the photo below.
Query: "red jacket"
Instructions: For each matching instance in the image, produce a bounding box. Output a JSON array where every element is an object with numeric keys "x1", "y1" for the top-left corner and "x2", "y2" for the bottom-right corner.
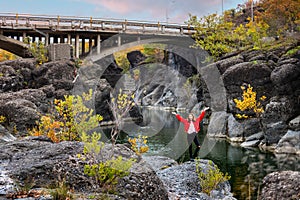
[{"x1": 176, "y1": 111, "x2": 206, "y2": 133}]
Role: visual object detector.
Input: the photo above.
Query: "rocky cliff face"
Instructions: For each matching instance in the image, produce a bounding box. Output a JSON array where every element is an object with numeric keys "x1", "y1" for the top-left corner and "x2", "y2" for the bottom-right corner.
[
  {"x1": 0, "y1": 59, "x2": 76, "y2": 138},
  {"x1": 207, "y1": 41, "x2": 300, "y2": 154}
]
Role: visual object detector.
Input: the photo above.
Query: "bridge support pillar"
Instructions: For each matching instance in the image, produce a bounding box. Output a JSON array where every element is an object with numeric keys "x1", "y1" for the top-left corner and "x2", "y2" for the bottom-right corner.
[
  {"x1": 75, "y1": 34, "x2": 80, "y2": 58},
  {"x1": 117, "y1": 35, "x2": 121, "y2": 47},
  {"x1": 96, "y1": 34, "x2": 101, "y2": 54},
  {"x1": 22, "y1": 32, "x2": 26, "y2": 42},
  {"x1": 89, "y1": 38, "x2": 93, "y2": 53},
  {"x1": 60, "y1": 36, "x2": 64, "y2": 43},
  {"x1": 53, "y1": 37, "x2": 58, "y2": 43},
  {"x1": 45, "y1": 34, "x2": 49, "y2": 46},
  {"x1": 67, "y1": 34, "x2": 71, "y2": 45},
  {"x1": 82, "y1": 38, "x2": 85, "y2": 54}
]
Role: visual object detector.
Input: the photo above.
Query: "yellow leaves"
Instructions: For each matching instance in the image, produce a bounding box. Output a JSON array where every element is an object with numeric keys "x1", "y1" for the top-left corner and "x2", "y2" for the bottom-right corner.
[
  {"x1": 29, "y1": 90, "x2": 103, "y2": 143},
  {"x1": 234, "y1": 84, "x2": 266, "y2": 119},
  {"x1": 128, "y1": 135, "x2": 149, "y2": 155},
  {"x1": 0, "y1": 49, "x2": 17, "y2": 62},
  {"x1": 0, "y1": 115, "x2": 6, "y2": 123}
]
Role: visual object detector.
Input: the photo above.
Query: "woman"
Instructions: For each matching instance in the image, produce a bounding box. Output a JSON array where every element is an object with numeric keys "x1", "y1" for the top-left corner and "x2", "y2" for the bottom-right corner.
[{"x1": 172, "y1": 107, "x2": 209, "y2": 160}]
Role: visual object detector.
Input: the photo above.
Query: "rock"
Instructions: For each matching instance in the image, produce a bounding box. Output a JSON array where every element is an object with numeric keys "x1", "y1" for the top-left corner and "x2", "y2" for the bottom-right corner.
[
  {"x1": 0, "y1": 89, "x2": 46, "y2": 108},
  {"x1": 95, "y1": 55, "x2": 123, "y2": 88},
  {"x1": 0, "y1": 125, "x2": 16, "y2": 142},
  {"x1": 241, "y1": 140, "x2": 260, "y2": 148},
  {"x1": 222, "y1": 62, "x2": 272, "y2": 111},
  {"x1": 127, "y1": 51, "x2": 147, "y2": 68},
  {"x1": 0, "y1": 89, "x2": 48, "y2": 134},
  {"x1": 0, "y1": 137, "x2": 168, "y2": 199},
  {"x1": 289, "y1": 115, "x2": 300, "y2": 131},
  {"x1": 248, "y1": 54, "x2": 267, "y2": 62},
  {"x1": 155, "y1": 159, "x2": 236, "y2": 200},
  {"x1": 32, "y1": 60, "x2": 75, "y2": 90},
  {"x1": 227, "y1": 114, "x2": 244, "y2": 140},
  {"x1": 215, "y1": 55, "x2": 244, "y2": 74},
  {"x1": 0, "y1": 65, "x2": 23, "y2": 92},
  {"x1": 261, "y1": 96, "x2": 298, "y2": 145},
  {"x1": 142, "y1": 155, "x2": 178, "y2": 171},
  {"x1": 270, "y1": 63, "x2": 300, "y2": 94},
  {"x1": 261, "y1": 171, "x2": 300, "y2": 200},
  {"x1": 1, "y1": 99, "x2": 39, "y2": 134},
  {"x1": 245, "y1": 131, "x2": 264, "y2": 142},
  {"x1": 207, "y1": 111, "x2": 228, "y2": 138},
  {"x1": 263, "y1": 96, "x2": 297, "y2": 124},
  {"x1": 275, "y1": 130, "x2": 300, "y2": 154},
  {"x1": 227, "y1": 114, "x2": 261, "y2": 142},
  {"x1": 278, "y1": 58, "x2": 300, "y2": 65},
  {"x1": 94, "y1": 79, "x2": 113, "y2": 121},
  {"x1": 264, "y1": 121, "x2": 288, "y2": 145}
]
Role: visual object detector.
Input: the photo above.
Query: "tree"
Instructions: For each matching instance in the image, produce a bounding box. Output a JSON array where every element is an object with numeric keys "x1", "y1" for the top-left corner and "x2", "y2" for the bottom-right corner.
[
  {"x1": 187, "y1": 13, "x2": 237, "y2": 60},
  {"x1": 258, "y1": 0, "x2": 300, "y2": 35}
]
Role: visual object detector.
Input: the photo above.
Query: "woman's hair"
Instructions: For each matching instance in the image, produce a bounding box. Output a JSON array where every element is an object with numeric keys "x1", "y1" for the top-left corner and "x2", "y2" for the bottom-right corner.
[{"x1": 188, "y1": 113, "x2": 196, "y2": 122}]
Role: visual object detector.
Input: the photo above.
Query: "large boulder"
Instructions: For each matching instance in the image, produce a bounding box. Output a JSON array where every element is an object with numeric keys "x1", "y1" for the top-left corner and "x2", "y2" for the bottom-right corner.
[
  {"x1": 289, "y1": 115, "x2": 300, "y2": 131},
  {"x1": 222, "y1": 62, "x2": 272, "y2": 113},
  {"x1": 227, "y1": 114, "x2": 261, "y2": 142},
  {"x1": 32, "y1": 60, "x2": 75, "y2": 92},
  {"x1": 1, "y1": 99, "x2": 39, "y2": 133},
  {"x1": 152, "y1": 157, "x2": 236, "y2": 200},
  {"x1": 94, "y1": 79, "x2": 113, "y2": 121},
  {"x1": 261, "y1": 171, "x2": 300, "y2": 200},
  {"x1": 215, "y1": 55, "x2": 244, "y2": 75},
  {"x1": 275, "y1": 130, "x2": 300, "y2": 154},
  {"x1": 207, "y1": 111, "x2": 228, "y2": 138},
  {"x1": 262, "y1": 96, "x2": 298, "y2": 145},
  {"x1": 270, "y1": 63, "x2": 300, "y2": 95},
  {"x1": 0, "y1": 89, "x2": 47, "y2": 134},
  {"x1": 0, "y1": 137, "x2": 168, "y2": 199}
]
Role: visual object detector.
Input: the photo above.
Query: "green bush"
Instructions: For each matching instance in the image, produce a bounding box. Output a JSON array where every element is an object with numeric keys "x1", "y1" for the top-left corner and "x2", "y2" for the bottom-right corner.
[
  {"x1": 24, "y1": 37, "x2": 48, "y2": 65},
  {"x1": 80, "y1": 132, "x2": 135, "y2": 193},
  {"x1": 195, "y1": 159, "x2": 231, "y2": 195}
]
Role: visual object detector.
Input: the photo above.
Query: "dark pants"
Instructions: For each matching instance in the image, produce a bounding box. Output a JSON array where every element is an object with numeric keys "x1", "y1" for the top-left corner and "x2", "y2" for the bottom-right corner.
[{"x1": 187, "y1": 132, "x2": 200, "y2": 159}]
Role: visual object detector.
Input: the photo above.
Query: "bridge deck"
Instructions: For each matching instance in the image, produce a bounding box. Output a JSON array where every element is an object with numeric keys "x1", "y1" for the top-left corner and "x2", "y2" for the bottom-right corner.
[{"x1": 0, "y1": 13, "x2": 194, "y2": 36}]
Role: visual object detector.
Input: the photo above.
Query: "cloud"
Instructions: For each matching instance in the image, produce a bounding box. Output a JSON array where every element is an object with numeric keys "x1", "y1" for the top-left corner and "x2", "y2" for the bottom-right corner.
[{"x1": 78, "y1": 0, "x2": 241, "y2": 22}]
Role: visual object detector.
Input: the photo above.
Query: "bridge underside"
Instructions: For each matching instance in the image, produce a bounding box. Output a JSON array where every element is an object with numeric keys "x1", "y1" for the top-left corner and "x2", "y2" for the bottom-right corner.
[{"x1": 0, "y1": 34, "x2": 32, "y2": 58}]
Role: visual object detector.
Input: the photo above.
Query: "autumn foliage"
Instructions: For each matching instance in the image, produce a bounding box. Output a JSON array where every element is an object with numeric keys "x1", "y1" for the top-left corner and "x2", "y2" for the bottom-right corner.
[
  {"x1": 234, "y1": 84, "x2": 266, "y2": 119},
  {"x1": 258, "y1": 0, "x2": 300, "y2": 35}
]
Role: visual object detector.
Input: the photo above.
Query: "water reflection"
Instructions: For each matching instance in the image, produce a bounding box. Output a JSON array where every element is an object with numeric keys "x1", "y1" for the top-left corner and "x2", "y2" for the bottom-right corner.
[{"x1": 102, "y1": 108, "x2": 300, "y2": 199}]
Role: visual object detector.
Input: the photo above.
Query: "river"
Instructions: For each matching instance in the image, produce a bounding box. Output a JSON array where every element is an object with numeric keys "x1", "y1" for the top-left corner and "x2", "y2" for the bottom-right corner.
[{"x1": 102, "y1": 108, "x2": 299, "y2": 199}]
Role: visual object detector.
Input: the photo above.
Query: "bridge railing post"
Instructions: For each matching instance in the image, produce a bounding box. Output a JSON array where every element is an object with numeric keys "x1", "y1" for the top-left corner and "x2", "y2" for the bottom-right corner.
[
  {"x1": 1, "y1": 17, "x2": 6, "y2": 26},
  {"x1": 90, "y1": 17, "x2": 93, "y2": 28},
  {"x1": 16, "y1": 13, "x2": 18, "y2": 25}
]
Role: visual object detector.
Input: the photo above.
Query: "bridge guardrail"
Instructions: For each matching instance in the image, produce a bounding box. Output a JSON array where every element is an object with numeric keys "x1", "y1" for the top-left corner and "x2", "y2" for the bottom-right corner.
[{"x1": 0, "y1": 13, "x2": 195, "y2": 35}]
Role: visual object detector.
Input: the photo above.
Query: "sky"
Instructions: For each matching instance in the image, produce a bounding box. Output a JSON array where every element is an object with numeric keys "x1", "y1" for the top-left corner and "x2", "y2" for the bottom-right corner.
[{"x1": 1, "y1": 0, "x2": 247, "y2": 24}]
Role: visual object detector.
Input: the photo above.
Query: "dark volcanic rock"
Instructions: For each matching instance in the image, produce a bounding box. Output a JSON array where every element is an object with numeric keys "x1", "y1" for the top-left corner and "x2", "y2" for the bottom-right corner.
[
  {"x1": 152, "y1": 158, "x2": 236, "y2": 200},
  {"x1": 262, "y1": 96, "x2": 298, "y2": 144},
  {"x1": 94, "y1": 79, "x2": 113, "y2": 121},
  {"x1": 1, "y1": 99, "x2": 39, "y2": 133},
  {"x1": 127, "y1": 51, "x2": 146, "y2": 68},
  {"x1": 275, "y1": 130, "x2": 300, "y2": 154},
  {"x1": 0, "y1": 137, "x2": 168, "y2": 199},
  {"x1": 222, "y1": 62, "x2": 272, "y2": 112},
  {"x1": 261, "y1": 171, "x2": 300, "y2": 200},
  {"x1": 270, "y1": 63, "x2": 300, "y2": 95},
  {"x1": 215, "y1": 55, "x2": 244, "y2": 74}
]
